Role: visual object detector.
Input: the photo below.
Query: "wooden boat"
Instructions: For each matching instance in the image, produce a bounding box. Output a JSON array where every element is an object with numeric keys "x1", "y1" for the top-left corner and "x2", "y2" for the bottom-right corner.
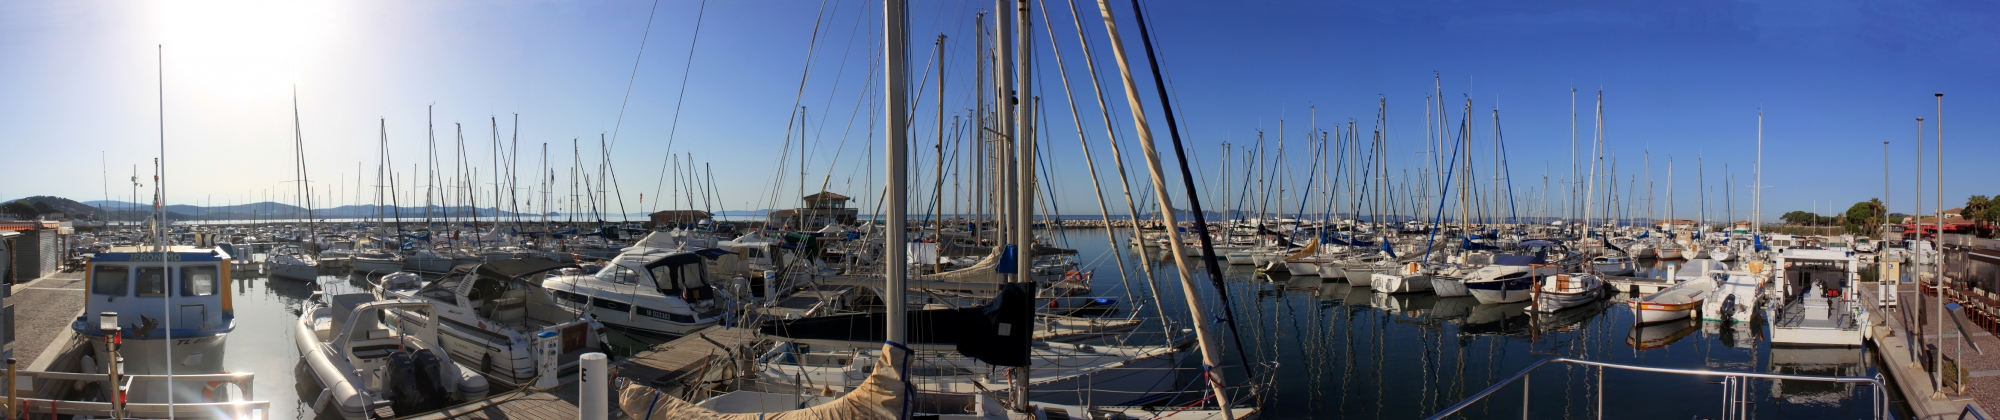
[{"x1": 1631, "y1": 276, "x2": 1715, "y2": 324}]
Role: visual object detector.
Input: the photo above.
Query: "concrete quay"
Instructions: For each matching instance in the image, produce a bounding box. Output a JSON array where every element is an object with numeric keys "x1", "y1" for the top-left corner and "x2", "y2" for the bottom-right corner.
[{"x1": 1862, "y1": 283, "x2": 1992, "y2": 419}]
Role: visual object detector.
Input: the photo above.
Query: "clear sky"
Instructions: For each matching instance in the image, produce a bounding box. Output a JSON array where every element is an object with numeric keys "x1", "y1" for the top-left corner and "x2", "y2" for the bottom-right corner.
[{"x1": 1, "y1": 0, "x2": 1994, "y2": 222}]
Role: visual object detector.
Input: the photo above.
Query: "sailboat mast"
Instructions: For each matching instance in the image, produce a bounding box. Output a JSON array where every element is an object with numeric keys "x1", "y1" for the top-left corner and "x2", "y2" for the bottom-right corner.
[
  {"x1": 1095, "y1": 0, "x2": 1239, "y2": 414},
  {"x1": 882, "y1": 0, "x2": 910, "y2": 345}
]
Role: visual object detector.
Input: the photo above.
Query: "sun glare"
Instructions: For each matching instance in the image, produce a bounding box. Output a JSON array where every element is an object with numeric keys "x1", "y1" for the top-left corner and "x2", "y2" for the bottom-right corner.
[{"x1": 155, "y1": 1, "x2": 339, "y2": 102}]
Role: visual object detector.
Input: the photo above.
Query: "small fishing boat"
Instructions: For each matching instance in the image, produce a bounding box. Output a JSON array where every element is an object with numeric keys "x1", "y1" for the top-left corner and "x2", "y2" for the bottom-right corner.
[
  {"x1": 1631, "y1": 275, "x2": 1715, "y2": 324},
  {"x1": 269, "y1": 243, "x2": 320, "y2": 281},
  {"x1": 297, "y1": 293, "x2": 489, "y2": 419},
  {"x1": 1530, "y1": 272, "x2": 1603, "y2": 313}
]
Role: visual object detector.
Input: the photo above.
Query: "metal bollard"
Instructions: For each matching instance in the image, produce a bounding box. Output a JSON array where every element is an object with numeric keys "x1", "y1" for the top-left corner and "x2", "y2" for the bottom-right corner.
[{"x1": 579, "y1": 353, "x2": 608, "y2": 420}]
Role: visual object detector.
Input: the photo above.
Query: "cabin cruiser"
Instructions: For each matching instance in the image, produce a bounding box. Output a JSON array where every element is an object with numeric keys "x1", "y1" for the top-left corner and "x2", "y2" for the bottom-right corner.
[
  {"x1": 1766, "y1": 247, "x2": 1867, "y2": 347},
  {"x1": 1371, "y1": 262, "x2": 1436, "y2": 294},
  {"x1": 379, "y1": 258, "x2": 610, "y2": 387},
  {"x1": 1591, "y1": 255, "x2": 1636, "y2": 276},
  {"x1": 541, "y1": 244, "x2": 728, "y2": 337},
  {"x1": 74, "y1": 246, "x2": 236, "y2": 375},
  {"x1": 1464, "y1": 240, "x2": 1569, "y2": 304},
  {"x1": 297, "y1": 293, "x2": 489, "y2": 419},
  {"x1": 269, "y1": 243, "x2": 320, "y2": 281}
]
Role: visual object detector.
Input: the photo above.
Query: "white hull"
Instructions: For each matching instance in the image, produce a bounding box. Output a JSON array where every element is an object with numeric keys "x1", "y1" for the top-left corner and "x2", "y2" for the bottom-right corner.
[
  {"x1": 1225, "y1": 253, "x2": 1256, "y2": 265},
  {"x1": 1371, "y1": 273, "x2": 1433, "y2": 294},
  {"x1": 1342, "y1": 266, "x2": 1380, "y2": 286},
  {"x1": 270, "y1": 262, "x2": 319, "y2": 281},
  {"x1": 351, "y1": 258, "x2": 403, "y2": 275},
  {"x1": 1432, "y1": 276, "x2": 1471, "y2": 297},
  {"x1": 1284, "y1": 261, "x2": 1322, "y2": 276},
  {"x1": 1530, "y1": 274, "x2": 1602, "y2": 313},
  {"x1": 1315, "y1": 263, "x2": 1345, "y2": 279}
]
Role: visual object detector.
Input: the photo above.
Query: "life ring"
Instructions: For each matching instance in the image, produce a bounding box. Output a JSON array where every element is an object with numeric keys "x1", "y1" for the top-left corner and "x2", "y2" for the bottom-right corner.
[{"x1": 1064, "y1": 270, "x2": 1082, "y2": 282}]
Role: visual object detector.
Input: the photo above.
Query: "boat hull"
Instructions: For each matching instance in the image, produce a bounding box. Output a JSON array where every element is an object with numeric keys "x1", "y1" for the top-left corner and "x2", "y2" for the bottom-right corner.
[
  {"x1": 1370, "y1": 273, "x2": 1433, "y2": 294},
  {"x1": 351, "y1": 258, "x2": 402, "y2": 275},
  {"x1": 270, "y1": 263, "x2": 319, "y2": 282},
  {"x1": 1466, "y1": 276, "x2": 1533, "y2": 304},
  {"x1": 1432, "y1": 276, "x2": 1471, "y2": 297}
]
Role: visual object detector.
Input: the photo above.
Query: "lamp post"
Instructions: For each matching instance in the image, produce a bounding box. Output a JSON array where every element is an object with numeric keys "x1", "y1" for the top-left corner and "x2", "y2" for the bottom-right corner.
[{"x1": 1932, "y1": 92, "x2": 1946, "y2": 399}]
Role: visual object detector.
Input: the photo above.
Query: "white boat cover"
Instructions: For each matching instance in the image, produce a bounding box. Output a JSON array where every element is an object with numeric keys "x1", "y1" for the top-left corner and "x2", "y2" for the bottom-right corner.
[{"x1": 618, "y1": 343, "x2": 908, "y2": 420}]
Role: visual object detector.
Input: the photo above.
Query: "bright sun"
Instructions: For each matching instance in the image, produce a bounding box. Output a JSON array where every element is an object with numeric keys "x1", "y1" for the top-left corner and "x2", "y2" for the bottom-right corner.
[{"x1": 155, "y1": 0, "x2": 340, "y2": 102}]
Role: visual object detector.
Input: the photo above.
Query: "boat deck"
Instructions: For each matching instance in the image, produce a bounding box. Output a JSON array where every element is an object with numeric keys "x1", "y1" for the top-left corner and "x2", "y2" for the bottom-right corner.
[
  {"x1": 418, "y1": 327, "x2": 762, "y2": 419},
  {"x1": 1601, "y1": 275, "x2": 1674, "y2": 294}
]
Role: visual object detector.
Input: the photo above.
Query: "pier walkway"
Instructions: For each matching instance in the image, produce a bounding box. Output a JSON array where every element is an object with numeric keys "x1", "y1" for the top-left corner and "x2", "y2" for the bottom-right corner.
[
  {"x1": 1862, "y1": 284, "x2": 1992, "y2": 418},
  {"x1": 7, "y1": 271, "x2": 85, "y2": 371}
]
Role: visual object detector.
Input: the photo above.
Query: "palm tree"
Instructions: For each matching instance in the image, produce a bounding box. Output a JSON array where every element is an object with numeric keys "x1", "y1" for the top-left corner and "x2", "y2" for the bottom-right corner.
[{"x1": 1967, "y1": 195, "x2": 1992, "y2": 236}]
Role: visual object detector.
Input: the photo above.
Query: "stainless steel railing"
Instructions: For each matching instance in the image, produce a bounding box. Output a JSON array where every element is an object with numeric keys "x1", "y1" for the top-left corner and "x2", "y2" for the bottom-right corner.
[{"x1": 1426, "y1": 357, "x2": 1889, "y2": 420}]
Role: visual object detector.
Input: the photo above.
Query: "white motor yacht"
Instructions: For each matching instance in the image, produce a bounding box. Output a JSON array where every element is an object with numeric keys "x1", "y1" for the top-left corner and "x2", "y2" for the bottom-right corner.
[
  {"x1": 380, "y1": 258, "x2": 610, "y2": 387},
  {"x1": 542, "y1": 243, "x2": 727, "y2": 338}
]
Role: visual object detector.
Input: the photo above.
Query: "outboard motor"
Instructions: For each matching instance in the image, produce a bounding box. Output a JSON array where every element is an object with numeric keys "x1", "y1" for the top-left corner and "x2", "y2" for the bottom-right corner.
[
  {"x1": 1719, "y1": 294, "x2": 1738, "y2": 323},
  {"x1": 386, "y1": 351, "x2": 431, "y2": 413},
  {"x1": 411, "y1": 349, "x2": 452, "y2": 403}
]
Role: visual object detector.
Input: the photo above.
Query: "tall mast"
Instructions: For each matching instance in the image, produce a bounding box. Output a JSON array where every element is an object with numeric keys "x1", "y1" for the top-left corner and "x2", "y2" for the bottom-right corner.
[
  {"x1": 1093, "y1": 0, "x2": 1236, "y2": 415},
  {"x1": 881, "y1": 0, "x2": 909, "y2": 345}
]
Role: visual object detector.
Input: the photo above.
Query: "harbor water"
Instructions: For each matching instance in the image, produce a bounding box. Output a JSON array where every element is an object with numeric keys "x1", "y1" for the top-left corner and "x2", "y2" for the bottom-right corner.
[{"x1": 205, "y1": 228, "x2": 1891, "y2": 419}]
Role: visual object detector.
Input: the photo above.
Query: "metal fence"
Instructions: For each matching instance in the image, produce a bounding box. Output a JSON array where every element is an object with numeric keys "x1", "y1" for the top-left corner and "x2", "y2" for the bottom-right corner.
[{"x1": 1426, "y1": 357, "x2": 1889, "y2": 420}]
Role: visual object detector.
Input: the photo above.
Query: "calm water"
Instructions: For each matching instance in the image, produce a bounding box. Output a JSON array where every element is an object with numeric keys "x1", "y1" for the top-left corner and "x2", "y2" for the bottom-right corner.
[
  {"x1": 1045, "y1": 229, "x2": 1892, "y2": 419},
  {"x1": 213, "y1": 229, "x2": 1891, "y2": 419}
]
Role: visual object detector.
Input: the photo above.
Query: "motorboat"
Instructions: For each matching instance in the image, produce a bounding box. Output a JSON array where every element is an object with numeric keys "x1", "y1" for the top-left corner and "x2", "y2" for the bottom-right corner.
[
  {"x1": 541, "y1": 242, "x2": 728, "y2": 337},
  {"x1": 73, "y1": 246, "x2": 236, "y2": 376},
  {"x1": 1591, "y1": 255, "x2": 1636, "y2": 276},
  {"x1": 1766, "y1": 247, "x2": 1867, "y2": 347},
  {"x1": 1700, "y1": 272, "x2": 1763, "y2": 324},
  {"x1": 297, "y1": 293, "x2": 489, "y2": 419},
  {"x1": 1631, "y1": 275, "x2": 1715, "y2": 324},
  {"x1": 269, "y1": 243, "x2": 320, "y2": 281},
  {"x1": 379, "y1": 258, "x2": 611, "y2": 387},
  {"x1": 1530, "y1": 273, "x2": 1602, "y2": 313},
  {"x1": 1464, "y1": 240, "x2": 1570, "y2": 304}
]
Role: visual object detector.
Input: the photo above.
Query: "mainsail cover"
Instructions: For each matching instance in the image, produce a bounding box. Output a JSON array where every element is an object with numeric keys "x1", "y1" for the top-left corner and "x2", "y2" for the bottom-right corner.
[{"x1": 760, "y1": 282, "x2": 1038, "y2": 367}]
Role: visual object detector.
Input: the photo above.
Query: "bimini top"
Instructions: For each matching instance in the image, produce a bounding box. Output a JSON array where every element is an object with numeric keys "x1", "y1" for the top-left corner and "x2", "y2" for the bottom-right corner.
[
  {"x1": 92, "y1": 246, "x2": 232, "y2": 263},
  {"x1": 450, "y1": 257, "x2": 577, "y2": 279}
]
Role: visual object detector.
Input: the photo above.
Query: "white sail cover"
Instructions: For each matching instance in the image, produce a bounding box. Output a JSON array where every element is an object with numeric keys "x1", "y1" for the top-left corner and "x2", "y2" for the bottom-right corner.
[{"x1": 619, "y1": 343, "x2": 908, "y2": 420}]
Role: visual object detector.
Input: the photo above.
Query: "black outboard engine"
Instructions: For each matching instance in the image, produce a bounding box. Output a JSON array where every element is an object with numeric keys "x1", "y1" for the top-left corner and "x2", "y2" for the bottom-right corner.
[
  {"x1": 411, "y1": 349, "x2": 452, "y2": 403},
  {"x1": 1719, "y1": 294, "x2": 1738, "y2": 323},
  {"x1": 386, "y1": 351, "x2": 432, "y2": 413}
]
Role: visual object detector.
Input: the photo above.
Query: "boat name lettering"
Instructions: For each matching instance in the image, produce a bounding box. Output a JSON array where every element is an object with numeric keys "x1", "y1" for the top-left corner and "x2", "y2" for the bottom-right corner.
[{"x1": 129, "y1": 253, "x2": 183, "y2": 262}]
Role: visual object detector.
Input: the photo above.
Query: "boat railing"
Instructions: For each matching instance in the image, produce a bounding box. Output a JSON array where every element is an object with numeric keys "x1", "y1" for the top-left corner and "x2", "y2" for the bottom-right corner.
[
  {"x1": 6, "y1": 370, "x2": 270, "y2": 419},
  {"x1": 1425, "y1": 357, "x2": 1889, "y2": 420},
  {"x1": 1962, "y1": 404, "x2": 1991, "y2": 420}
]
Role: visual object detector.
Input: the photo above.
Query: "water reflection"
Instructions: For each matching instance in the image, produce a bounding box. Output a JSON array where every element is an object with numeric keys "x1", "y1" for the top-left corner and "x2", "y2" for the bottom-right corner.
[{"x1": 1080, "y1": 230, "x2": 1881, "y2": 418}]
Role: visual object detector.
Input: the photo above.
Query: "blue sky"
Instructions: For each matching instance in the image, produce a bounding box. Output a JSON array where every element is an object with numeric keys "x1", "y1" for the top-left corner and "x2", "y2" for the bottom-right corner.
[{"x1": 1, "y1": 0, "x2": 1994, "y2": 222}]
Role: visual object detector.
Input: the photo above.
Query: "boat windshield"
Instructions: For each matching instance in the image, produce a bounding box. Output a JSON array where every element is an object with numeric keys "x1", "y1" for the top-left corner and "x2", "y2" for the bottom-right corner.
[{"x1": 646, "y1": 253, "x2": 713, "y2": 294}]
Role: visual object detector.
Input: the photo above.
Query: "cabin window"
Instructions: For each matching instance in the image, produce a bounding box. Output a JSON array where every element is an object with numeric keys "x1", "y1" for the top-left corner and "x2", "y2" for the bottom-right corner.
[
  {"x1": 606, "y1": 266, "x2": 640, "y2": 286},
  {"x1": 181, "y1": 265, "x2": 219, "y2": 296},
  {"x1": 135, "y1": 267, "x2": 168, "y2": 297},
  {"x1": 745, "y1": 248, "x2": 765, "y2": 259},
  {"x1": 91, "y1": 265, "x2": 129, "y2": 296}
]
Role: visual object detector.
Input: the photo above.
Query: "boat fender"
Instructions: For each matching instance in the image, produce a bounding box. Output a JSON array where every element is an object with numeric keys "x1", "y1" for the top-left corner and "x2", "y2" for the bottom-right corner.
[{"x1": 481, "y1": 353, "x2": 493, "y2": 374}]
